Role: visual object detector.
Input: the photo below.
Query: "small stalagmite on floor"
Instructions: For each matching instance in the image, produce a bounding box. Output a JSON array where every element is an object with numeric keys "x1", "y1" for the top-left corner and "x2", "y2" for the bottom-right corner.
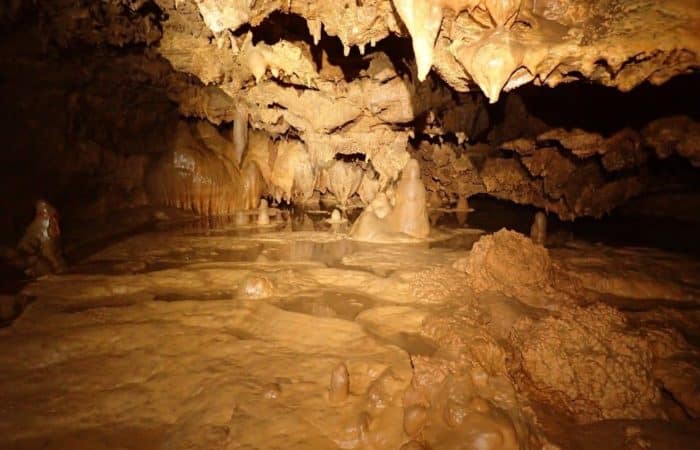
[
  {"x1": 329, "y1": 363, "x2": 350, "y2": 403},
  {"x1": 530, "y1": 211, "x2": 547, "y2": 246},
  {"x1": 403, "y1": 405, "x2": 428, "y2": 437},
  {"x1": 257, "y1": 199, "x2": 270, "y2": 225}
]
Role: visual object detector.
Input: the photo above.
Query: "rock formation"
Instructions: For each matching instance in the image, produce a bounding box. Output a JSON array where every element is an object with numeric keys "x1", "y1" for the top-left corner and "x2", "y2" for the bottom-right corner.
[
  {"x1": 257, "y1": 198, "x2": 271, "y2": 225},
  {"x1": 452, "y1": 229, "x2": 580, "y2": 308},
  {"x1": 350, "y1": 159, "x2": 431, "y2": 241},
  {"x1": 1, "y1": 1, "x2": 698, "y2": 225},
  {"x1": 2, "y1": 200, "x2": 66, "y2": 277},
  {"x1": 530, "y1": 211, "x2": 547, "y2": 245},
  {"x1": 511, "y1": 304, "x2": 664, "y2": 423},
  {"x1": 329, "y1": 362, "x2": 350, "y2": 403},
  {"x1": 327, "y1": 160, "x2": 364, "y2": 208},
  {"x1": 145, "y1": 122, "x2": 247, "y2": 215}
]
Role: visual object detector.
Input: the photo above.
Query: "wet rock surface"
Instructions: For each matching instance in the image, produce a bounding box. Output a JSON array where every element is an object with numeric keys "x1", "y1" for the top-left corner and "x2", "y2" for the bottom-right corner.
[{"x1": 1, "y1": 211, "x2": 699, "y2": 449}]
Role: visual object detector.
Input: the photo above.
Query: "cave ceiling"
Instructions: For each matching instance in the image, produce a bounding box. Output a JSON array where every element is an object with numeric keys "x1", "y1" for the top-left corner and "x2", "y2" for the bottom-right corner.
[
  {"x1": 2, "y1": 0, "x2": 699, "y2": 220},
  {"x1": 30, "y1": 0, "x2": 700, "y2": 126},
  {"x1": 165, "y1": 0, "x2": 700, "y2": 102}
]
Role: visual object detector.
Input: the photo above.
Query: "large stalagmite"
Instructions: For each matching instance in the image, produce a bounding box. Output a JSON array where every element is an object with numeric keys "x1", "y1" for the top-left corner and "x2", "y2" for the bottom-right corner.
[{"x1": 350, "y1": 159, "x2": 431, "y2": 241}]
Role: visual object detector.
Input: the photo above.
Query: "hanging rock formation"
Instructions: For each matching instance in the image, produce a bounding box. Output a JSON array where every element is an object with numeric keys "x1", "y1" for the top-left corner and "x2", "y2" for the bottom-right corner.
[
  {"x1": 181, "y1": 0, "x2": 699, "y2": 103},
  {"x1": 0, "y1": 0, "x2": 698, "y2": 224}
]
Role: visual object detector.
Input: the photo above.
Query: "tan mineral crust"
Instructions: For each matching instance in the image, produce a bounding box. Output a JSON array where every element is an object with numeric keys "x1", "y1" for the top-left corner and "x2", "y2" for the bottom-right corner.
[{"x1": 452, "y1": 228, "x2": 580, "y2": 308}]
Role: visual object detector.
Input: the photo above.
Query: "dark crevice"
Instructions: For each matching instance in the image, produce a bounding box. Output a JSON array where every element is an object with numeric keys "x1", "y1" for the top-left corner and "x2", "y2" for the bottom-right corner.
[
  {"x1": 248, "y1": 12, "x2": 371, "y2": 81},
  {"x1": 244, "y1": 11, "x2": 417, "y2": 83},
  {"x1": 334, "y1": 152, "x2": 366, "y2": 163},
  {"x1": 493, "y1": 73, "x2": 700, "y2": 137}
]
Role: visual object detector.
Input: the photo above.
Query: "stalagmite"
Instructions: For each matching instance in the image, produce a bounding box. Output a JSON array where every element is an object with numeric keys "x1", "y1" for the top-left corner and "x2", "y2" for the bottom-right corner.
[
  {"x1": 351, "y1": 159, "x2": 431, "y2": 241},
  {"x1": 386, "y1": 158, "x2": 430, "y2": 238},
  {"x1": 428, "y1": 190, "x2": 442, "y2": 208},
  {"x1": 530, "y1": 211, "x2": 547, "y2": 246},
  {"x1": 257, "y1": 198, "x2": 270, "y2": 225},
  {"x1": 3, "y1": 200, "x2": 66, "y2": 277},
  {"x1": 329, "y1": 363, "x2": 350, "y2": 403},
  {"x1": 328, "y1": 209, "x2": 344, "y2": 224},
  {"x1": 456, "y1": 195, "x2": 469, "y2": 211}
]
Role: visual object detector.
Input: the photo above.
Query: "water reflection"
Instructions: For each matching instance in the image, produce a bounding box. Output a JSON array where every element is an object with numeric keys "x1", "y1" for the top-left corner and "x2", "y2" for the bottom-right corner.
[{"x1": 69, "y1": 205, "x2": 487, "y2": 276}]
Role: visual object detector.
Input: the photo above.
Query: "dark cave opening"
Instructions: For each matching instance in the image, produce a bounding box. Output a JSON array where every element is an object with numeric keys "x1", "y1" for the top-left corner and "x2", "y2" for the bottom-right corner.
[
  {"x1": 334, "y1": 152, "x2": 367, "y2": 163},
  {"x1": 247, "y1": 11, "x2": 415, "y2": 81},
  {"x1": 491, "y1": 73, "x2": 700, "y2": 138}
]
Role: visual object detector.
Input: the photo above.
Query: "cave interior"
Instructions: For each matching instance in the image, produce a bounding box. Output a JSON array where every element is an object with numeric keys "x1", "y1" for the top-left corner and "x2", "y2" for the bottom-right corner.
[{"x1": 1, "y1": 1, "x2": 700, "y2": 449}]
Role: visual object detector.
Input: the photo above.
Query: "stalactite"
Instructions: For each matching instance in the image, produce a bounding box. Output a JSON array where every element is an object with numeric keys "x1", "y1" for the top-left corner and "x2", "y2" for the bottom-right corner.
[{"x1": 233, "y1": 107, "x2": 249, "y2": 167}]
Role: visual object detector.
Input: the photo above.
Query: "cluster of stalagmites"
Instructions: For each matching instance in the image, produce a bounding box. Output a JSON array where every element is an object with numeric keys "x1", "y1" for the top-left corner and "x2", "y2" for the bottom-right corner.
[
  {"x1": 325, "y1": 357, "x2": 533, "y2": 450},
  {"x1": 141, "y1": 117, "x2": 436, "y2": 238}
]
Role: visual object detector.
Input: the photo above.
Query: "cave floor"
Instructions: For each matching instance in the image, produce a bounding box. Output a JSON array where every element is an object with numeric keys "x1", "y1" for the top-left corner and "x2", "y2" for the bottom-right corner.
[{"x1": 1, "y1": 208, "x2": 700, "y2": 450}]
